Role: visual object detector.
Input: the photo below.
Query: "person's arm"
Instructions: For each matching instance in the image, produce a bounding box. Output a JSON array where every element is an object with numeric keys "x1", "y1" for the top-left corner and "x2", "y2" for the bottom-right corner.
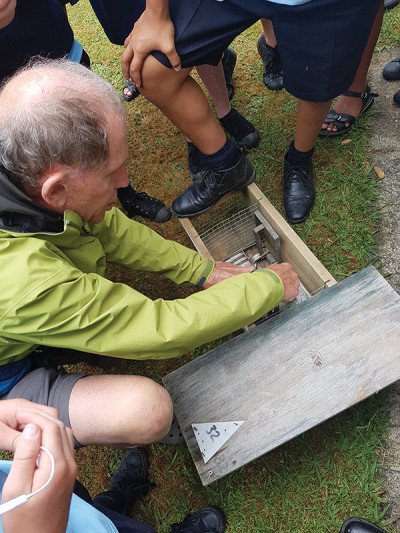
[
  {"x1": 121, "y1": 0, "x2": 181, "y2": 87},
  {"x1": 3, "y1": 252, "x2": 295, "y2": 360},
  {"x1": 0, "y1": 400, "x2": 76, "y2": 533},
  {"x1": 93, "y1": 208, "x2": 215, "y2": 287},
  {"x1": 0, "y1": 0, "x2": 16, "y2": 29}
]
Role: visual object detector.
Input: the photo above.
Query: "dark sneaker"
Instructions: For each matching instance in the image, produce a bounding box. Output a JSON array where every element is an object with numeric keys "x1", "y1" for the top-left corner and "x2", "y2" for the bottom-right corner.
[
  {"x1": 384, "y1": 0, "x2": 399, "y2": 10},
  {"x1": 222, "y1": 48, "x2": 237, "y2": 100},
  {"x1": 219, "y1": 108, "x2": 260, "y2": 150},
  {"x1": 257, "y1": 35, "x2": 284, "y2": 91},
  {"x1": 394, "y1": 89, "x2": 400, "y2": 107},
  {"x1": 171, "y1": 506, "x2": 226, "y2": 533},
  {"x1": 118, "y1": 187, "x2": 171, "y2": 222},
  {"x1": 187, "y1": 142, "x2": 209, "y2": 183},
  {"x1": 93, "y1": 448, "x2": 154, "y2": 516},
  {"x1": 283, "y1": 156, "x2": 315, "y2": 224},
  {"x1": 172, "y1": 151, "x2": 255, "y2": 218},
  {"x1": 383, "y1": 57, "x2": 400, "y2": 81},
  {"x1": 340, "y1": 517, "x2": 388, "y2": 533}
]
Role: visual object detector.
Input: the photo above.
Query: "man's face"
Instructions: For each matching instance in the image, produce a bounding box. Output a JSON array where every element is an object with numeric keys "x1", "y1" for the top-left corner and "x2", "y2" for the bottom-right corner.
[{"x1": 64, "y1": 113, "x2": 130, "y2": 224}]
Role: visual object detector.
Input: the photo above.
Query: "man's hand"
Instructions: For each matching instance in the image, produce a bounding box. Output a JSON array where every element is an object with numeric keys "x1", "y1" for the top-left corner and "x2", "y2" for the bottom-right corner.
[
  {"x1": 0, "y1": 400, "x2": 77, "y2": 533},
  {"x1": 0, "y1": 0, "x2": 16, "y2": 29},
  {"x1": 203, "y1": 261, "x2": 254, "y2": 288},
  {"x1": 121, "y1": 2, "x2": 181, "y2": 87},
  {"x1": 266, "y1": 262, "x2": 300, "y2": 302}
]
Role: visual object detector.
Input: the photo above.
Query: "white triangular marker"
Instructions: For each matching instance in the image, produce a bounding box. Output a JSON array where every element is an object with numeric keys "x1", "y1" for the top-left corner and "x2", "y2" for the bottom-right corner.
[{"x1": 192, "y1": 421, "x2": 245, "y2": 463}]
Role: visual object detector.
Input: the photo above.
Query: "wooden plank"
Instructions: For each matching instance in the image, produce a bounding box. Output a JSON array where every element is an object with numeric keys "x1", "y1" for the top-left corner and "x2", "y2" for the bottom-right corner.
[
  {"x1": 163, "y1": 267, "x2": 400, "y2": 485},
  {"x1": 179, "y1": 217, "x2": 214, "y2": 260},
  {"x1": 244, "y1": 183, "x2": 336, "y2": 292}
]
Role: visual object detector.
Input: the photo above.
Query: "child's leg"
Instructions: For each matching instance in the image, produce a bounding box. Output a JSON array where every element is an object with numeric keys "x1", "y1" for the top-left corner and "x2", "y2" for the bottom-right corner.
[
  {"x1": 261, "y1": 18, "x2": 277, "y2": 48},
  {"x1": 257, "y1": 18, "x2": 284, "y2": 91},
  {"x1": 140, "y1": 54, "x2": 255, "y2": 217},
  {"x1": 196, "y1": 62, "x2": 260, "y2": 150},
  {"x1": 321, "y1": 0, "x2": 384, "y2": 134},
  {"x1": 140, "y1": 55, "x2": 226, "y2": 155}
]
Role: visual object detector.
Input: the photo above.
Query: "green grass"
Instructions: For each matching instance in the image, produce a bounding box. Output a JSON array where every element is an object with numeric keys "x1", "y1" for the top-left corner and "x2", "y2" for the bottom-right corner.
[{"x1": 67, "y1": 2, "x2": 399, "y2": 531}]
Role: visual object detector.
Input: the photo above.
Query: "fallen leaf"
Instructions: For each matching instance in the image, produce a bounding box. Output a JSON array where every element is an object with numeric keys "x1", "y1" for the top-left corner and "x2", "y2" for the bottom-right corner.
[
  {"x1": 373, "y1": 166, "x2": 385, "y2": 180},
  {"x1": 341, "y1": 138, "x2": 352, "y2": 145}
]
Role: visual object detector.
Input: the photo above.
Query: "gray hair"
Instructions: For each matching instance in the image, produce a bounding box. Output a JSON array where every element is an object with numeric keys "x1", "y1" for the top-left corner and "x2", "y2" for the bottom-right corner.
[{"x1": 0, "y1": 58, "x2": 125, "y2": 193}]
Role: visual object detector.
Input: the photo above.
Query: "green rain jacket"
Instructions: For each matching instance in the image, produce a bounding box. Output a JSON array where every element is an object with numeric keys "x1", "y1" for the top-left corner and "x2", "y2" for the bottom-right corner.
[{"x1": 0, "y1": 171, "x2": 284, "y2": 365}]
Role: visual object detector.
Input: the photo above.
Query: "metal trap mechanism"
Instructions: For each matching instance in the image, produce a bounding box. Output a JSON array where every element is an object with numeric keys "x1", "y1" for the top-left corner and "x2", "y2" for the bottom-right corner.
[{"x1": 199, "y1": 204, "x2": 310, "y2": 311}]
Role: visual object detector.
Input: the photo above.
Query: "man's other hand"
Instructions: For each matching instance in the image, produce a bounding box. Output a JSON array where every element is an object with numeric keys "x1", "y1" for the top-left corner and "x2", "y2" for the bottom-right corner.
[
  {"x1": 266, "y1": 262, "x2": 300, "y2": 302},
  {"x1": 0, "y1": 0, "x2": 16, "y2": 29},
  {"x1": 203, "y1": 261, "x2": 254, "y2": 288}
]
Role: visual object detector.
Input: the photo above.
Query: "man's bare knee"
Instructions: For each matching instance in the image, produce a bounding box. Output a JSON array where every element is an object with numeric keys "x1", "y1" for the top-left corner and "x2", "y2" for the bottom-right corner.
[
  {"x1": 69, "y1": 374, "x2": 173, "y2": 447},
  {"x1": 132, "y1": 377, "x2": 173, "y2": 444}
]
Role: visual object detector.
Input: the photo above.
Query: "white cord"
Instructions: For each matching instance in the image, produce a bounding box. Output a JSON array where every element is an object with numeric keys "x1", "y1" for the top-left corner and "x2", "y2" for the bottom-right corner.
[{"x1": 0, "y1": 446, "x2": 55, "y2": 516}]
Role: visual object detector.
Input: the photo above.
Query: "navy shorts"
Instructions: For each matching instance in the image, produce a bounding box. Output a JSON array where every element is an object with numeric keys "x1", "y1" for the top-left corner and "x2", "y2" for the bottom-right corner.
[{"x1": 90, "y1": 0, "x2": 380, "y2": 102}]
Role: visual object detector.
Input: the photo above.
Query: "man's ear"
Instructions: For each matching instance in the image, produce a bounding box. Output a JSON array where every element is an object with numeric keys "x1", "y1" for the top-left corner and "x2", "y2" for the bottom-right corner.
[{"x1": 40, "y1": 168, "x2": 69, "y2": 212}]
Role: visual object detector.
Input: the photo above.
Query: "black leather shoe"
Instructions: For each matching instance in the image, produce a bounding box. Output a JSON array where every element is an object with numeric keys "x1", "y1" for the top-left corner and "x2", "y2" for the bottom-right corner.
[
  {"x1": 384, "y1": 0, "x2": 399, "y2": 10},
  {"x1": 93, "y1": 448, "x2": 154, "y2": 516},
  {"x1": 118, "y1": 187, "x2": 171, "y2": 222},
  {"x1": 394, "y1": 89, "x2": 400, "y2": 107},
  {"x1": 340, "y1": 517, "x2": 388, "y2": 533},
  {"x1": 222, "y1": 48, "x2": 237, "y2": 100},
  {"x1": 257, "y1": 35, "x2": 284, "y2": 91},
  {"x1": 283, "y1": 156, "x2": 315, "y2": 224},
  {"x1": 171, "y1": 506, "x2": 226, "y2": 533},
  {"x1": 383, "y1": 57, "x2": 400, "y2": 81},
  {"x1": 172, "y1": 151, "x2": 255, "y2": 217}
]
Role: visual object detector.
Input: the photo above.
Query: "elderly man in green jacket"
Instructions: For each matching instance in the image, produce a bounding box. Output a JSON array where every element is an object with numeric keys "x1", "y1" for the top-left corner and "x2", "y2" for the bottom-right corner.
[{"x1": 0, "y1": 59, "x2": 299, "y2": 449}]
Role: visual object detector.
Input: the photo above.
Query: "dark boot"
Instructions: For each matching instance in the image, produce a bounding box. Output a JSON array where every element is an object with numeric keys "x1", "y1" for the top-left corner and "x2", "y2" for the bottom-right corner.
[
  {"x1": 257, "y1": 35, "x2": 284, "y2": 91},
  {"x1": 340, "y1": 517, "x2": 388, "y2": 533},
  {"x1": 172, "y1": 150, "x2": 255, "y2": 217},
  {"x1": 283, "y1": 155, "x2": 315, "y2": 224},
  {"x1": 394, "y1": 89, "x2": 400, "y2": 107},
  {"x1": 93, "y1": 448, "x2": 154, "y2": 516},
  {"x1": 219, "y1": 108, "x2": 260, "y2": 150},
  {"x1": 118, "y1": 187, "x2": 171, "y2": 223},
  {"x1": 221, "y1": 48, "x2": 237, "y2": 100},
  {"x1": 384, "y1": 0, "x2": 399, "y2": 10},
  {"x1": 383, "y1": 57, "x2": 400, "y2": 81},
  {"x1": 171, "y1": 506, "x2": 226, "y2": 533}
]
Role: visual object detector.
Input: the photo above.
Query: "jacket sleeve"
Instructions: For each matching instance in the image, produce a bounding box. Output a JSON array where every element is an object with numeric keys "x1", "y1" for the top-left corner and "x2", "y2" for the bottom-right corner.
[
  {"x1": 4, "y1": 263, "x2": 284, "y2": 360},
  {"x1": 92, "y1": 208, "x2": 214, "y2": 287}
]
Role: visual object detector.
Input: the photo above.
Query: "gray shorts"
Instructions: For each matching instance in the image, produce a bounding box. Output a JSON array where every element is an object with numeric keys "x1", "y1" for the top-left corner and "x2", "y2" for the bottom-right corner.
[{"x1": 1, "y1": 367, "x2": 87, "y2": 429}]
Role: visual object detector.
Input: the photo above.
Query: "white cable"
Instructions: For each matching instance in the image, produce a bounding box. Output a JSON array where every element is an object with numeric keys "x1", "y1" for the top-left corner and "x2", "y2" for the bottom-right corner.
[{"x1": 0, "y1": 446, "x2": 55, "y2": 516}]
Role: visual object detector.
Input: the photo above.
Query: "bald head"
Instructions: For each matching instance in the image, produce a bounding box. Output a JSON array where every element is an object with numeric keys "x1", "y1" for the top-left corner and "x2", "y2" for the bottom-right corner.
[{"x1": 0, "y1": 58, "x2": 125, "y2": 195}]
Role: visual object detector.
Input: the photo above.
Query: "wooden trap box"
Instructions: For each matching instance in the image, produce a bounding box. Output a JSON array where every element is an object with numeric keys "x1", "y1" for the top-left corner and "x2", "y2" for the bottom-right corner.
[{"x1": 163, "y1": 185, "x2": 400, "y2": 485}]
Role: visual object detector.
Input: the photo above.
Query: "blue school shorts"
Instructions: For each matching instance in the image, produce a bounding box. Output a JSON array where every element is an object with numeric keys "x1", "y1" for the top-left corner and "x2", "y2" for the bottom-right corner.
[{"x1": 90, "y1": 0, "x2": 381, "y2": 102}]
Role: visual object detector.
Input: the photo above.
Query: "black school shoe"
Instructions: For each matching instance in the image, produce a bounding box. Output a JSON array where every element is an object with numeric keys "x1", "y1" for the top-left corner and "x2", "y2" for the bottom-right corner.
[
  {"x1": 394, "y1": 89, "x2": 400, "y2": 107},
  {"x1": 118, "y1": 187, "x2": 171, "y2": 223},
  {"x1": 384, "y1": 0, "x2": 399, "y2": 10},
  {"x1": 257, "y1": 35, "x2": 284, "y2": 91},
  {"x1": 383, "y1": 57, "x2": 400, "y2": 81},
  {"x1": 222, "y1": 48, "x2": 237, "y2": 100},
  {"x1": 171, "y1": 506, "x2": 226, "y2": 533},
  {"x1": 283, "y1": 156, "x2": 315, "y2": 224},
  {"x1": 172, "y1": 150, "x2": 255, "y2": 218},
  {"x1": 93, "y1": 448, "x2": 154, "y2": 516},
  {"x1": 340, "y1": 517, "x2": 388, "y2": 533}
]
